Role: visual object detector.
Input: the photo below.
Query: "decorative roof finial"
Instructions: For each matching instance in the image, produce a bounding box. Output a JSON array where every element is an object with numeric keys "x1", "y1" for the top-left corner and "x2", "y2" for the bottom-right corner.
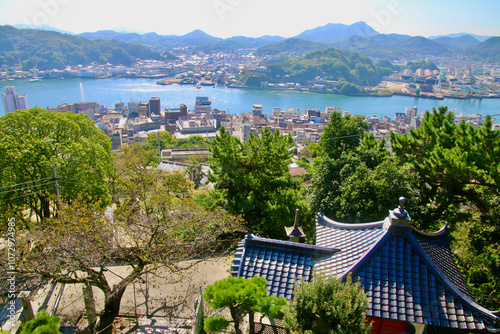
[
  {"x1": 285, "y1": 209, "x2": 306, "y2": 242},
  {"x1": 394, "y1": 196, "x2": 408, "y2": 219}
]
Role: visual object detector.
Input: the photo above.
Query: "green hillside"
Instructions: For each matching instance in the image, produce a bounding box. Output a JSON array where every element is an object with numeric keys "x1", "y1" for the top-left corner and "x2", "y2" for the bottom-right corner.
[
  {"x1": 242, "y1": 48, "x2": 393, "y2": 90},
  {"x1": 254, "y1": 38, "x2": 328, "y2": 56},
  {"x1": 466, "y1": 37, "x2": 500, "y2": 62},
  {"x1": 0, "y1": 25, "x2": 164, "y2": 70}
]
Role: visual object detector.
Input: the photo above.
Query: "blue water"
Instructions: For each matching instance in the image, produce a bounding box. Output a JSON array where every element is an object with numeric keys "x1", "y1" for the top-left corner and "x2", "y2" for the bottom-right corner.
[{"x1": 1, "y1": 77, "x2": 499, "y2": 121}]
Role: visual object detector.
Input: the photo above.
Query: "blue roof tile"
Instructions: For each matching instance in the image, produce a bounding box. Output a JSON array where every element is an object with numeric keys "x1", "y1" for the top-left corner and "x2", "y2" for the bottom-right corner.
[
  {"x1": 336, "y1": 219, "x2": 500, "y2": 331},
  {"x1": 232, "y1": 234, "x2": 338, "y2": 299},
  {"x1": 232, "y1": 212, "x2": 500, "y2": 332}
]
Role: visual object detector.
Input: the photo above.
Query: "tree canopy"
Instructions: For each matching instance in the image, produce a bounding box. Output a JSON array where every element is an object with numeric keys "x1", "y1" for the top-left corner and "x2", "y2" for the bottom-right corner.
[
  {"x1": 0, "y1": 107, "x2": 113, "y2": 223},
  {"x1": 20, "y1": 310, "x2": 60, "y2": 334},
  {"x1": 3, "y1": 142, "x2": 244, "y2": 334},
  {"x1": 204, "y1": 276, "x2": 286, "y2": 334},
  {"x1": 307, "y1": 115, "x2": 418, "y2": 221},
  {"x1": 207, "y1": 126, "x2": 312, "y2": 239},
  {"x1": 390, "y1": 106, "x2": 500, "y2": 308}
]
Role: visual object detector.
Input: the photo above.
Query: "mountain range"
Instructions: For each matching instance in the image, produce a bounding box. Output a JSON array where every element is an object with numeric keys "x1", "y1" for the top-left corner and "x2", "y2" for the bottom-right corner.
[
  {"x1": 2, "y1": 22, "x2": 500, "y2": 68},
  {"x1": 74, "y1": 22, "x2": 497, "y2": 61}
]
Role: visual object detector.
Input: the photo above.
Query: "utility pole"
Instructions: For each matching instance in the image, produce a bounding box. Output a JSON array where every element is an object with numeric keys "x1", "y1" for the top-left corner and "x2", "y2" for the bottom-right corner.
[
  {"x1": 158, "y1": 131, "x2": 161, "y2": 165},
  {"x1": 52, "y1": 156, "x2": 61, "y2": 209}
]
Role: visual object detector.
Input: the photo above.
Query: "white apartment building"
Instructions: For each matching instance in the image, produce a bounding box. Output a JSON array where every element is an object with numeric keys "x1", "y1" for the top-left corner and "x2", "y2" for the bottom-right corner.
[{"x1": 2, "y1": 86, "x2": 29, "y2": 113}]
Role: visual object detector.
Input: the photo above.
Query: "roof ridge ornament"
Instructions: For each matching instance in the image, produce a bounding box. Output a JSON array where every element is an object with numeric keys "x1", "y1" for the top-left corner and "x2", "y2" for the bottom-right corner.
[
  {"x1": 285, "y1": 209, "x2": 306, "y2": 242},
  {"x1": 384, "y1": 196, "x2": 412, "y2": 230}
]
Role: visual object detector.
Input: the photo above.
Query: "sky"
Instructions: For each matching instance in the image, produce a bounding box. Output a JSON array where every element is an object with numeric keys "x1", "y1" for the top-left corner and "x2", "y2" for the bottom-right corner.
[{"x1": 0, "y1": 0, "x2": 499, "y2": 38}]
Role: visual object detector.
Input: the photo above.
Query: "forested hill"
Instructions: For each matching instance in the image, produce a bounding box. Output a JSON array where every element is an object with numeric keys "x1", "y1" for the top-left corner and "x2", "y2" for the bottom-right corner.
[
  {"x1": 254, "y1": 38, "x2": 328, "y2": 56},
  {"x1": 0, "y1": 25, "x2": 164, "y2": 70},
  {"x1": 465, "y1": 37, "x2": 500, "y2": 63},
  {"x1": 242, "y1": 48, "x2": 393, "y2": 88}
]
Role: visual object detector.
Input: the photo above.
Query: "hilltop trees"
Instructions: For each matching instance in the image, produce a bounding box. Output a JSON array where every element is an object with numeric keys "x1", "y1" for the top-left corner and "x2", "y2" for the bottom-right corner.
[
  {"x1": 307, "y1": 113, "x2": 418, "y2": 221},
  {"x1": 0, "y1": 130, "x2": 245, "y2": 334},
  {"x1": 207, "y1": 126, "x2": 312, "y2": 239},
  {"x1": 0, "y1": 107, "x2": 113, "y2": 223},
  {"x1": 10, "y1": 147, "x2": 244, "y2": 334},
  {"x1": 390, "y1": 106, "x2": 500, "y2": 308}
]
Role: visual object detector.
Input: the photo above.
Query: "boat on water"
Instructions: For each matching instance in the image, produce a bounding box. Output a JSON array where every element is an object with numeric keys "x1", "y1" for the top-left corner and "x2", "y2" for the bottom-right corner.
[{"x1": 29, "y1": 77, "x2": 42, "y2": 82}]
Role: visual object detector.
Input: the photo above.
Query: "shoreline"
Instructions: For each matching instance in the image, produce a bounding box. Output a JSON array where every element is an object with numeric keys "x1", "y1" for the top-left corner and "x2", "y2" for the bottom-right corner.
[
  {"x1": 227, "y1": 85, "x2": 498, "y2": 101},
  {"x1": 2, "y1": 77, "x2": 500, "y2": 119},
  {"x1": 4, "y1": 76, "x2": 497, "y2": 101}
]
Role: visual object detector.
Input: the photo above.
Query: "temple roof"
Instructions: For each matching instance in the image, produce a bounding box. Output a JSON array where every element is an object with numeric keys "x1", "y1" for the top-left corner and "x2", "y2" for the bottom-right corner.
[
  {"x1": 231, "y1": 234, "x2": 338, "y2": 300},
  {"x1": 230, "y1": 206, "x2": 500, "y2": 331},
  {"x1": 318, "y1": 213, "x2": 499, "y2": 331}
]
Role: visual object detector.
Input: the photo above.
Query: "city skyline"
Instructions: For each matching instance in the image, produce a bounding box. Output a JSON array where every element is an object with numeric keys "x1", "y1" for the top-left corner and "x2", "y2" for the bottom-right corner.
[{"x1": 0, "y1": 0, "x2": 499, "y2": 39}]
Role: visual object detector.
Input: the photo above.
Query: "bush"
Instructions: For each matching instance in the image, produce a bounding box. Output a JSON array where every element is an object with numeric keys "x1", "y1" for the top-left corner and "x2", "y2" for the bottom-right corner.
[
  {"x1": 282, "y1": 274, "x2": 370, "y2": 334},
  {"x1": 20, "y1": 310, "x2": 60, "y2": 334},
  {"x1": 204, "y1": 315, "x2": 230, "y2": 333}
]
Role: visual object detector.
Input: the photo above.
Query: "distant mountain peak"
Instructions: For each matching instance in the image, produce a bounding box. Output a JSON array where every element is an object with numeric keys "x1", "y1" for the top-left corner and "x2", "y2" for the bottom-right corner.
[
  {"x1": 429, "y1": 32, "x2": 492, "y2": 42},
  {"x1": 183, "y1": 29, "x2": 213, "y2": 39},
  {"x1": 294, "y1": 21, "x2": 379, "y2": 44}
]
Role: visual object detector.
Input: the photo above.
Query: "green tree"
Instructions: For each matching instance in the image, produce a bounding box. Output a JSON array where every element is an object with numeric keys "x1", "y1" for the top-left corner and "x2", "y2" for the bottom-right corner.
[
  {"x1": 282, "y1": 274, "x2": 370, "y2": 334},
  {"x1": 390, "y1": 106, "x2": 500, "y2": 228},
  {"x1": 333, "y1": 156, "x2": 420, "y2": 222},
  {"x1": 5, "y1": 146, "x2": 244, "y2": 334},
  {"x1": 144, "y1": 131, "x2": 176, "y2": 151},
  {"x1": 390, "y1": 106, "x2": 500, "y2": 308},
  {"x1": 318, "y1": 112, "x2": 368, "y2": 160},
  {"x1": 20, "y1": 310, "x2": 60, "y2": 334},
  {"x1": 204, "y1": 276, "x2": 287, "y2": 334},
  {"x1": 308, "y1": 117, "x2": 380, "y2": 219},
  {"x1": 208, "y1": 126, "x2": 311, "y2": 238},
  {"x1": 0, "y1": 107, "x2": 113, "y2": 222}
]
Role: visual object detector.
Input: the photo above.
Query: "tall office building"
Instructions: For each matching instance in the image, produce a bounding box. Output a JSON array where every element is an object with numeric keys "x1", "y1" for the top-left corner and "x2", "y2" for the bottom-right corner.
[
  {"x1": 2, "y1": 86, "x2": 29, "y2": 113},
  {"x1": 149, "y1": 97, "x2": 161, "y2": 116}
]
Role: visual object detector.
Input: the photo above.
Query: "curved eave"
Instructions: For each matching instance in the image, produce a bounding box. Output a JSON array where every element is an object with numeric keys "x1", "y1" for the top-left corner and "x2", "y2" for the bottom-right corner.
[
  {"x1": 317, "y1": 212, "x2": 385, "y2": 230},
  {"x1": 405, "y1": 232, "x2": 500, "y2": 326},
  {"x1": 411, "y1": 222, "x2": 449, "y2": 239}
]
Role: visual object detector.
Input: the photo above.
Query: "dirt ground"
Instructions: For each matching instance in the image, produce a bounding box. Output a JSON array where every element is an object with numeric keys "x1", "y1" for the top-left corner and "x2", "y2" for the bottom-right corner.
[{"x1": 51, "y1": 256, "x2": 235, "y2": 329}]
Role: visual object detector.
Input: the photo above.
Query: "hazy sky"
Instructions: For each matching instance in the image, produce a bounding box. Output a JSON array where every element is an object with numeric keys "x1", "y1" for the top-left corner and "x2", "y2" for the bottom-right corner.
[{"x1": 0, "y1": 0, "x2": 499, "y2": 38}]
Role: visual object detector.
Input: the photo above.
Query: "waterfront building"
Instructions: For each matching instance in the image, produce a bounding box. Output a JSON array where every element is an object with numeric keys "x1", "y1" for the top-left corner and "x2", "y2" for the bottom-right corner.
[
  {"x1": 194, "y1": 96, "x2": 211, "y2": 115},
  {"x1": 2, "y1": 86, "x2": 29, "y2": 113},
  {"x1": 115, "y1": 102, "x2": 125, "y2": 113},
  {"x1": 405, "y1": 106, "x2": 418, "y2": 124},
  {"x1": 127, "y1": 102, "x2": 140, "y2": 118},
  {"x1": 252, "y1": 104, "x2": 262, "y2": 116}
]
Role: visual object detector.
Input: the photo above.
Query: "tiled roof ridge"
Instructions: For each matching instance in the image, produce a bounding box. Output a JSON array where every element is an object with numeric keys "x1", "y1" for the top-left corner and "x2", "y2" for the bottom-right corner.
[
  {"x1": 339, "y1": 230, "x2": 392, "y2": 279},
  {"x1": 246, "y1": 234, "x2": 340, "y2": 256},
  {"x1": 404, "y1": 233, "x2": 500, "y2": 326},
  {"x1": 317, "y1": 212, "x2": 385, "y2": 230},
  {"x1": 410, "y1": 222, "x2": 449, "y2": 239}
]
